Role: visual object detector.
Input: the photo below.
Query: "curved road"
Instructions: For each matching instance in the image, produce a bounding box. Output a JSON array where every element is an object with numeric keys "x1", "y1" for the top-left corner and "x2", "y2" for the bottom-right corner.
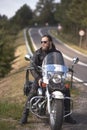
[{"x1": 28, "y1": 27, "x2": 87, "y2": 86}]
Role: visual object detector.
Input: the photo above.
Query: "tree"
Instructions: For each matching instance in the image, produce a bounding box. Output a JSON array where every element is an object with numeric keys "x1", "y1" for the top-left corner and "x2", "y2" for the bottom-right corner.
[
  {"x1": 0, "y1": 5, "x2": 34, "y2": 77},
  {"x1": 66, "y1": 0, "x2": 87, "y2": 27},
  {"x1": 0, "y1": 40, "x2": 15, "y2": 77},
  {"x1": 66, "y1": 0, "x2": 87, "y2": 44},
  {"x1": 0, "y1": 15, "x2": 16, "y2": 77},
  {"x1": 54, "y1": 0, "x2": 73, "y2": 31},
  {"x1": 34, "y1": 0, "x2": 56, "y2": 25},
  {"x1": 0, "y1": 29, "x2": 15, "y2": 77},
  {"x1": 12, "y1": 4, "x2": 33, "y2": 28},
  {"x1": 0, "y1": 15, "x2": 8, "y2": 28}
]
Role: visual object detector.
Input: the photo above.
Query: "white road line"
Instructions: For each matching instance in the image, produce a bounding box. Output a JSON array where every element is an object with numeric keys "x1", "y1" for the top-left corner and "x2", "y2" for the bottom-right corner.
[
  {"x1": 29, "y1": 28, "x2": 37, "y2": 50},
  {"x1": 24, "y1": 29, "x2": 33, "y2": 56},
  {"x1": 63, "y1": 54, "x2": 87, "y2": 67},
  {"x1": 38, "y1": 28, "x2": 43, "y2": 36}
]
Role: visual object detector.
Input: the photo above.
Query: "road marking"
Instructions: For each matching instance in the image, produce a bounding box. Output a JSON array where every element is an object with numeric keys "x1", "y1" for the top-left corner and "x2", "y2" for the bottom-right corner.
[
  {"x1": 63, "y1": 54, "x2": 87, "y2": 67},
  {"x1": 29, "y1": 28, "x2": 37, "y2": 50},
  {"x1": 39, "y1": 28, "x2": 43, "y2": 36}
]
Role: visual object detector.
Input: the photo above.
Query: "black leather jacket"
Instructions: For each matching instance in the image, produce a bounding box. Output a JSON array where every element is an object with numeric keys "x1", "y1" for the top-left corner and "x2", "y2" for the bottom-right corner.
[{"x1": 30, "y1": 44, "x2": 64, "y2": 81}]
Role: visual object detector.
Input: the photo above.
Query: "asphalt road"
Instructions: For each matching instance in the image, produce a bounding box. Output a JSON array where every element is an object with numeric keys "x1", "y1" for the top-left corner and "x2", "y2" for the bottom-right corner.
[{"x1": 29, "y1": 27, "x2": 87, "y2": 86}]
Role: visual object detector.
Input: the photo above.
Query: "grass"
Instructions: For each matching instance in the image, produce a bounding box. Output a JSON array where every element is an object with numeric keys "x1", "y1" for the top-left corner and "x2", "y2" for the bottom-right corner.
[
  {"x1": 0, "y1": 121, "x2": 16, "y2": 130},
  {"x1": 0, "y1": 30, "x2": 33, "y2": 130},
  {"x1": 0, "y1": 101, "x2": 23, "y2": 120},
  {"x1": 51, "y1": 29, "x2": 87, "y2": 55}
]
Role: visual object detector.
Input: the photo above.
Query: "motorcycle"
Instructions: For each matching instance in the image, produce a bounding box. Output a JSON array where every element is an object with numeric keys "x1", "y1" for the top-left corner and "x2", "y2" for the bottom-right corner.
[{"x1": 24, "y1": 52, "x2": 79, "y2": 130}]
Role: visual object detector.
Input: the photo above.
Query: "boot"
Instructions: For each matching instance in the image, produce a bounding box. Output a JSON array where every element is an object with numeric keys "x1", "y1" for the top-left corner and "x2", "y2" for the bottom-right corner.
[
  {"x1": 20, "y1": 82, "x2": 37, "y2": 125},
  {"x1": 20, "y1": 109, "x2": 29, "y2": 125}
]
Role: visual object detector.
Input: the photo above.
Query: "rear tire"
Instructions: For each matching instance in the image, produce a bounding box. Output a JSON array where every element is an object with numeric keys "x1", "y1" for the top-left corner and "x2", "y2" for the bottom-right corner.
[{"x1": 50, "y1": 99, "x2": 64, "y2": 130}]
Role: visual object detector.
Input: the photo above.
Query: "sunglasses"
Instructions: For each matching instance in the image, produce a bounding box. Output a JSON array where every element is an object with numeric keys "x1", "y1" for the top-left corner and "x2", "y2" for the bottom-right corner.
[{"x1": 41, "y1": 41, "x2": 49, "y2": 44}]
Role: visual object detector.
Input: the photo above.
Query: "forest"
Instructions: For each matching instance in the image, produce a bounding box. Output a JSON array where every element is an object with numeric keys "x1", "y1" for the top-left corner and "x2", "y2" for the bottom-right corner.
[{"x1": 0, "y1": 0, "x2": 87, "y2": 77}]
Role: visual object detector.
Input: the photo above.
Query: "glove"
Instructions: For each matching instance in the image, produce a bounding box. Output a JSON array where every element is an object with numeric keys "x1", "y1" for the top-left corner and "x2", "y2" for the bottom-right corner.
[{"x1": 38, "y1": 78, "x2": 42, "y2": 86}]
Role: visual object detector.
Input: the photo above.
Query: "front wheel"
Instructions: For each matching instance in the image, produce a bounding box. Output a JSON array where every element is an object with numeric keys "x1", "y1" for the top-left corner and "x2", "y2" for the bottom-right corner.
[{"x1": 50, "y1": 99, "x2": 64, "y2": 130}]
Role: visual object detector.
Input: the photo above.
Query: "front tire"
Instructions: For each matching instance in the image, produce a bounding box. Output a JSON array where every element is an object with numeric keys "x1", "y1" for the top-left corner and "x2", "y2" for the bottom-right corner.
[{"x1": 50, "y1": 99, "x2": 64, "y2": 130}]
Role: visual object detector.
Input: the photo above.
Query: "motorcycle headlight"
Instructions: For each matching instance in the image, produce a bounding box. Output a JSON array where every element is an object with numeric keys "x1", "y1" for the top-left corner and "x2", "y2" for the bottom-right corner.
[{"x1": 52, "y1": 74, "x2": 61, "y2": 83}]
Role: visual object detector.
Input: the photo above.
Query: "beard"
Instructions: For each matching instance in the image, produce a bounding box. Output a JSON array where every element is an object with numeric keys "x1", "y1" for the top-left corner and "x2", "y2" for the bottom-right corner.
[{"x1": 42, "y1": 46, "x2": 50, "y2": 51}]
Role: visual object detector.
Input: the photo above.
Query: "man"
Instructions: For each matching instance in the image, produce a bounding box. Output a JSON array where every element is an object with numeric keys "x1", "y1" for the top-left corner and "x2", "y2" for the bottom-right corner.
[{"x1": 20, "y1": 34, "x2": 76, "y2": 125}]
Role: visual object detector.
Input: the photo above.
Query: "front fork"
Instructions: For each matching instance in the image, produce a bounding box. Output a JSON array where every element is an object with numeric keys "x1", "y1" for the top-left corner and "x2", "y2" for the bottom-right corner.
[
  {"x1": 46, "y1": 87, "x2": 64, "y2": 114},
  {"x1": 46, "y1": 88, "x2": 73, "y2": 117},
  {"x1": 46, "y1": 87, "x2": 51, "y2": 114}
]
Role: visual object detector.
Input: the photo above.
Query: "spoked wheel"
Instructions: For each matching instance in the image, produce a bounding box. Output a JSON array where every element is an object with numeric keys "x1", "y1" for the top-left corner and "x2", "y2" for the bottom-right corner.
[{"x1": 50, "y1": 99, "x2": 64, "y2": 130}]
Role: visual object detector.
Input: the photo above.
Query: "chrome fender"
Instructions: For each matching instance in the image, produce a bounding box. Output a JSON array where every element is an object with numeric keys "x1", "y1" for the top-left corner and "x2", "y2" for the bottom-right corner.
[{"x1": 52, "y1": 91, "x2": 64, "y2": 99}]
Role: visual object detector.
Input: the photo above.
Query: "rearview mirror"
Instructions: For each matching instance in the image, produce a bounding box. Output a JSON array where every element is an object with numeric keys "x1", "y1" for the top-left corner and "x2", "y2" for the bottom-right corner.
[
  {"x1": 25, "y1": 54, "x2": 31, "y2": 61},
  {"x1": 73, "y1": 57, "x2": 79, "y2": 64}
]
